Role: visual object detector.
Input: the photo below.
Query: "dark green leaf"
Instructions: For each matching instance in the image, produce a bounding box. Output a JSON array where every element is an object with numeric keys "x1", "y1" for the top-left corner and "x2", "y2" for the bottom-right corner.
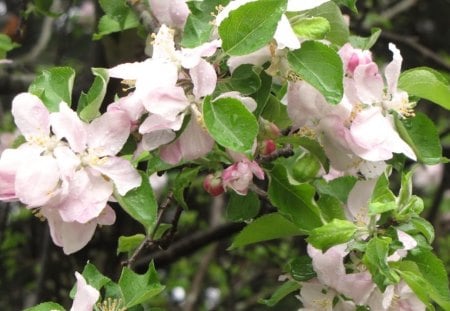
[
  {"x1": 307, "y1": 219, "x2": 357, "y2": 251},
  {"x1": 181, "y1": 14, "x2": 213, "y2": 48},
  {"x1": 115, "y1": 171, "x2": 157, "y2": 233},
  {"x1": 268, "y1": 165, "x2": 323, "y2": 232},
  {"x1": 24, "y1": 302, "x2": 65, "y2": 311},
  {"x1": 230, "y1": 64, "x2": 262, "y2": 95},
  {"x1": 229, "y1": 213, "x2": 304, "y2": 249},
  {"x1": 252, "y1": 69, "x2": 273, "y2": 117},
  {"x1": 332, "y1": 0, "x2": 358, "y2": 12},
  {"x1": 399, "y1": 67, "x2": 450, "y2": 110},
  {"x1": 317, "y1": 194, "x2": 345, "y2": 222},
  {"x1": 203, "y1": 97, "x2": 258, "y2": 154},
  {"x1": 219, "y1": 0, "x2": 287, "y2": 55},
  {"x1": 81, "y1": 263, "x2": 112, "y2": 291},
  {"x1": 289, "y1": 256, "x2": 316, "y2": 282},
  {"x1": 288, "y1": 41, "x2": 344, "y2": 104},
  {"x1": 349, "y1": 28, "x2": 381, "y2": 50},
  {"x1": 395, "y1": 112, "x2": 442, "y2": 165},
  {"x1": 29, "y1": 67, "x2": 76, "y2": 112},
  {"x1": 314, "y1": 176, "x2": 357, "y2": 203},
  {"x1": 226, "y1": 191, "x2": 260, "y2": 221},
  {"x1": 174, "y1": 167, "x2": 201, "y2": 209}
]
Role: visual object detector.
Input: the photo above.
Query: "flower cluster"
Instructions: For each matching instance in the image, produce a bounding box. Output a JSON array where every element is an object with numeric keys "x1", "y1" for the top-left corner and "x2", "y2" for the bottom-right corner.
[{"x1": 0, "y1": 94, "x2": 141, "y2": 254}]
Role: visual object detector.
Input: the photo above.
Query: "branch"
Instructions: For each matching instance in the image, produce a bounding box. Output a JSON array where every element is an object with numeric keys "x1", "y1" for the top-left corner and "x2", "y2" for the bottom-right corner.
[
  {"x1": 380, "y1": 0, "x2": 418, "y2": 20},
  {"x1": 257, "y1": 144, "x2": 294, "y2": 163},
  {"x1": 134, "y1": 221, "x2": 246, "y2": 269}
]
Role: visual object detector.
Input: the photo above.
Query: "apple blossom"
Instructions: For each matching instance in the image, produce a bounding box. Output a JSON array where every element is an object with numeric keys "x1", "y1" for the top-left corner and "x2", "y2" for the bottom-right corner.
[
  {"x1": 203, "y1": 172, "x2": 225, "y2": 197},
  {"x1": 222, "y1": 159, "x2": 264, "y2": 195},
  {"x1": 70, "y1": 272, "x2": 100, "y2": 311}
]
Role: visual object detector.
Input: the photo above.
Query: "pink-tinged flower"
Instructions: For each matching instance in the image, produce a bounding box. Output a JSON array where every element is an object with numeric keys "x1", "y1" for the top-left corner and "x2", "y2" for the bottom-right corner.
[
  {"x1": 366, "y1": 281, "x2": 425, "y2": 311},
  {"x1": 42, "y1": 203, "x2": 116, "y2": 255},
  {"x1": 203, "y1": 172, "x2": 225, "y2": 197},
  {"x1": 159, "y1": 117, "x2": 214, "y2": 164},
  {"x1": 338, "y1": 43, "x2": 373, "y2": 76},
  {"x1": 148, "y1": 0, "x2": 190, "y2": 29},
  {"x1": 346, "y1": 178, "x2": 377, "y2": 226},
  {"x1": 222, "y1": 160, "x2": 264, "y2": 195},
  {"x1": 70, "y1": 272, "x2": 100, "y2": 311},
  {"x1": 299, "y1": 280, "x2": 335, "y2": 311}
]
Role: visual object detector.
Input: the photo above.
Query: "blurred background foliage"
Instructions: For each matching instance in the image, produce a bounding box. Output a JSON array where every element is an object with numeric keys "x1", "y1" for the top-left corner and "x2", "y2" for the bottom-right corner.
[{"x1": 0, "y1": 0, "x2": 449, "y2": 310}]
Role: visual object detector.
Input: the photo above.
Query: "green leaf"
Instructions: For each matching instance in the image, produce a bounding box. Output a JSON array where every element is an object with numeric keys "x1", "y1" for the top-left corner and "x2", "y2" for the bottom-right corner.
[
  {"x1": 278, "y1": 136, "x2": 329, "y2": 172},
  {"x1": 260, "y1": 280, "x2": 300, "y2": 307},
  {"x1": 307, "y1": 2, "x2": 349, "y2": 45},
  {"x1": 317, "y1": 194, "x2": 345, "y2": 222},
  {"x1": 28, "y1": 67, "x2": 76, "y2": 112},
  {"x1": 332, "y1": 0, "x2": 358, "y2": 12},
  {"x1": 226, "y1": 191, "x2": 260, "y2": 221},
  {"x1": 314, "y1": 176, "x2": 357, "y2": 203},
  {"x1": 409, "y1": 217, "x2": 435, "y2": 244},
  {"x1": 118, "y1": 262, "x2": 165, "y2": 308},
  {"x1": 230, "y1": 213, "x2": 303, "y2": 249},
  {"x1": 362, "y1": 237, "x2": 399, "y2": 291},
  {"x1": 368, "y1": 201, "x2": 397, "y2": 215},
  {"x1": 117, "y1": 234, "x2": 146, "y2": 255},
  {"x1": 289, "y1": 256, "x2": 316, "y2": 282},
  {"x1": 268, "y1": 165, "x2": 323, "y2": 232},
  {"x1": 174, "y1": 167, "x2": 201, "y2": 209},
  {"x1": 81, "y1": 263, "x2": 112, "y2": 291},
  {"x1": 406, "y1": 248, "x2": 450, "y2": 310},
  {"x1": 219, "y1": 0, "x2": 287, "y2": 55},
  {"x1": 349, "y1": 28, "x2": 381, "y2": 50},
  {"x1": 288, "y1": 41, "x2": 343, "y2": 104},
  {"x1": 0, "y1": 34, "x2": 20, "y2": 58},
  {"x1": 181, "y1": 14, "x2": 213, "y2": 48},
  {"x1": 291, "y1": 152, "x2": 321, "y2": 182},
  {"x1": 371, "y1": 173, "x2": 396, "y2": 204},
  {"x1": 395, "y1": 112, "x2": 442, "y2": 164},
  {"x1": 94, "y1": 12, "x2": 139, "y2": 40},
  {"x1": 77, "y1": 68, "x2": 109, "y2": 122},
  {"x1": 292, "y1": 17, "x2": 330, "y2": 40},
  {"x1": 307, "y1": 219, "x2": 357, "y2": 251},
  {"x1": 399, "y1": 67, "x2": 450, "y2": 110},
  {"x1": 115, "y1": 171, "x2": 157, "y2": 233},
  {"x1": 24, "y1": 302, "x2": 65, "y2": 311},
  {"x1": 260, "y1": 94, "x2": 291, "y2": 129},
  {"x1": 203, "y1": 97, "x2": 258, "y2": 154},
  {"x1": 252, "y1": 69, "x2": 273, "y2": 117},
  {"x1": 230, "y1": 64, "x2": 262, "y2": 95}
]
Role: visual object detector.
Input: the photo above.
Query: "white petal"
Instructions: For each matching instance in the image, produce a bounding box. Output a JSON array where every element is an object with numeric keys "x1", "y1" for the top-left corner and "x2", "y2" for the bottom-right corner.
[
  {"x1": 71, "y1": 272, "x2": 100, "y2": 311},
  {"x1": 287, "y1": 0, "x2": 330, "y2": 11},
  {"x1": 274, "y1": 15, "x2": 300, "y2": 50},
  {"x1": 12, "y1": 93, "x2": 50, "y2": 139},
  {"x1": 190, "y1": 59, "x2": 217, "y2": 99}
]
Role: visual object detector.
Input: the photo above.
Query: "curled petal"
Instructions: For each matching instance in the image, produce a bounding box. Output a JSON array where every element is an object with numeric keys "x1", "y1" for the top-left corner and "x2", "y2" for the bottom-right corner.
[
  {"x1": 92, "y1": 156, "x2": 141, "y2": 196},
  {"x1": 108, "y1": 59, "x2": 151, "y2": 80},
  {"x1": 274, "y1": 15, "x2": 300, "y2": 50},
  {"x1": 180, "y1": 39, "x2": 221, "y2": 69},
  {"x1": 87, "y1": 110, "x2": 130, "y2": 157},
  {"x1": 97, "y1": 204, "x2": 116, "y2": 226},
  {"x1": 12, "y1": 93, "x2": 50, "y2": 139},
  {"x1": 50, "y1": 102, "x2": 87, "y2": 153},
  {"x1": 354, "y1": 63, "x2": 384, "y2": 104},
  {"x1": 190, "y1": 59, "x2": 217, "y2": 99},
  {"x1": 71, "y1": 272, "x2": 100, "y2": 311},
  {"x1": 385, "y1": 43, "x2": 403, "y2": 95}
]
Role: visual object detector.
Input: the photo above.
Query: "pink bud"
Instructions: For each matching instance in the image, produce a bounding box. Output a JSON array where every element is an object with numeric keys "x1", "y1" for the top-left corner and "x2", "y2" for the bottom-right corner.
[
  {"x1": 260, "y1": 119, "x2": 281, "y2": 139},
  {"x1": 203, "y1": 173, "x2": 224, "y2": 197},
  {"x1": 260, "y1": 139, "x2": 277, "y2": 156}
]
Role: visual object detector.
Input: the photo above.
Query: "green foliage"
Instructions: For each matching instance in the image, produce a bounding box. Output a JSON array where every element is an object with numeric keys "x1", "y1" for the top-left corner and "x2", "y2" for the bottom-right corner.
[
  {"x1": 399, "y1": 67, "x2": 450, "y2": 110},
  {"x1": 230, "y1": 64, "x2": 262, "y2": 95},
  {"x1": 291, "y1": 17, "x2": 331, "y2": 40},
  {"x1": 24, "y1": 302, "x2": 65, "y2": 311},
  {"x1": 117, "y1": 234, "x2": 146, "y2": 255},
  {"x1": 115, "y1": 171, "x2": 157, "y2": 233},
  {"x1": 395, "y1": 112, "x2": 443, "y2": 165},
  {"x1": 260, "y1": 280, "x2": 300, "y2": 307},
  {"x1": 28, "y1": 67, "x2": 76, "y2": 111},
  {"x1": 219, "y1": 0, "x2": 287, "y2": 55},
  {"x1": 229, "y1": 213, "x2": 304, "y2": 249},
  {"x1": 288, "y1": 41, "x2": 344, "y2": 105},
  {"x1": 289, "y1": 256, "x2": 316, "y2": 282},
  {"x1": 226, "y1": 191, "x2": 260, "y2": 221},
  {"x1": 0, "y1": 34, "x2": 20, "y2": 59},
  {"x1": 349, "y1": 28, "x2": 381, "y2": 50},
  {"x1": 307, "y1": 2, "x2": 350, "y2": 45},
  {"x1": 77, "y1": 68, "x2": 110, "y2": 122},
  {"x1": 307, "y1": 219, "x2": 357, "y2": 251},
  {"x1": 314, "y1": 176, "x2": 357, "y2": 203},
  {"x1": 94, "y1": 0, "x2": 139, "y2": 40},
  {"x1": 203, "y1": 97, "x2": 259, "y2": 155},
  {"x1": 173, "y1": 167, "x2": 201, "y2": 209}
]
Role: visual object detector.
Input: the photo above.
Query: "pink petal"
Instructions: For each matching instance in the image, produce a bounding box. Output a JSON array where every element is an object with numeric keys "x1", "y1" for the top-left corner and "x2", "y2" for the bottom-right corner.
[
  {"x1": 97, "y1": 204, "x2": 116, "y2": 226},
  {"x1": 385, "y1": 43, "x2": 402, "y2": 95},
  {"x1": 249, "y1": 161, "x2": 265, "y2": 180},
  {"x1": 15, "y1": 155, "x2": 61, "y2": 207},
  {"x1": 71, "y1": 272, "x2": 100, "y2": 311},
  {"x1": 307, "y1": 244, "x2": 348, "y2": 289},
  {"x1": 178, "y1": 118, "x2": 214, "y2": 161},
  {"x1": 53, "y1": 146, "x2": 81, "y2": 179},
  {"x1": 180, "y1": 40, "x2": 221, "y2": 69},
  {"x1": 92, "y1": 156, "x2": 141, "y2": 196},
  {"x1": 354, "y1": 63, "x2": 384, "y2": 104},
  {"x1": 159, "y1": 140, "x2": 183, "y2": 164},
  {"x1": 190, "y1": 59, "x2": 217, "y2": 99},
  {"x1": 87, "y1": 110, "x2": 130, "y2": 157},
  {"x1": 141, "y1": 130, "x2": 176, "y2": 151},
  {"x1": 149, "y1": 0, "x2": 190, "y2": 29},
  {"x1": 338, "y1": 271, "x2": 375, "y2": 305},
  {"x1": 135, "y1": 61, "x2": 179, "y2": 98},
  {"x1": 50, "y1": 103, "x2": 87, "y2": 153},
  {"x1": 139, "y1": 113, "x2": 184, "y2": 133},
  {"x1": 107, "y1": 93, "x2": 145, "y2": 125},
  {"x1": 346, "y1": 179, "x2": 377, "y2": 223},
  {"x1": 58, "y1": 169, "x2": 112, "y2": 223},
  {"x1": 12, "y1": 93, "x2": 50, "y2": 138},
  {"x1": 143, "y1": 86, "x2": 189, "y2": 119}
]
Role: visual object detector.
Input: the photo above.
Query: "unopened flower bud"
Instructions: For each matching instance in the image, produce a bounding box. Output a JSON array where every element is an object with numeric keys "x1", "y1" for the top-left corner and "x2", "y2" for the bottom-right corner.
[
  {"x1": 260, "y1": 119, "x2": 281, "y2": 139},
  {"x1": 259, "y1": 139, "x2": 277, "y2": 156},
  {"x1": 203, "y1": 173, "x2": 224, "y2": 196}
]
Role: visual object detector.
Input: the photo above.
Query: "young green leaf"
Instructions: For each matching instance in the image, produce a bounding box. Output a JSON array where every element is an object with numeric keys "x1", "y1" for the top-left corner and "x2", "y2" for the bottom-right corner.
[
  {"x1": 174, "y1": 167, "x2": 201, "y2": 209},
  {"x1": 117, "y1": 234, "x2": 146, "y2": 255},
  {"x1": 219, "y1": 0, "x2": 287, "y2": 55},
  {"x1": 28, "y1": 67, "x2": 76, "y2": 111},
  {"x1": 24, "y1": 302, "x2": 65, "y2": 311},
  {"x1": 118, "y1": 262, "x2": 165, "y2": 308},
  {"x1": 291, "y1": 17, "x2": 330, "y2": 40},
  {"x1": 229, "y1": 213, "x2": 304, "y2": 249},
  {"x1": 77, "y1": 68, "x2": 109, "y2": 122},
  {"x1": 307, "y1": 2, "x2": 350, "y2": 45},
  {"x1": 114, "y1": 171, "x2": 157, "y2": 233},
  {"x1": 399, "y1": 67, "x2": 450, "y2": 110},
  {"x1": 288, "y1": 41, "x2": 344, "y2": 105},
  {"x1": 260, "y1": 280, "x2": 300, "y2": 307},
  {"x1": 203, "y1": 97, "x2": 258, "y2": 155},
  {"x1": 306, "y1": 219, "x2": 357, "y2": 251},
  {"x1": 0, "y1": 34, "x2": 20, "y2": 58},
  {"x1": 349, "y1": 28, "x2": 381, "y2": 50}
]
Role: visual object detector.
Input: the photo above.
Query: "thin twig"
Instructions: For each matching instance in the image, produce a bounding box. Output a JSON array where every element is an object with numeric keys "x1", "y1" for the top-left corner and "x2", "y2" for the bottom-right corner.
[
  {"x1": 380, "y1": 0, "x2": 418, "y2": 20},
  {"x1": 257, "y1": 144, "x2": 294, "y2": 163}
]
